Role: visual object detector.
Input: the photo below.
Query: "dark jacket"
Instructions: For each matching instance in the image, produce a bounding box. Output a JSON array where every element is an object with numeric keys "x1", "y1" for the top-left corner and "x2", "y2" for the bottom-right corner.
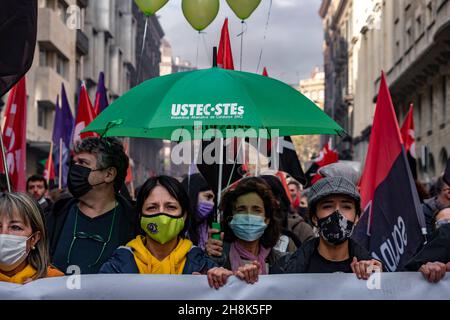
[
  {"x1": 422, "y1": 197, "x2": 442, "y2": 235},
  {"x1": 46, "y1": 194, "x2": 138, "y2": 257},
  {"x1": 272, "y1": 237, "x2": 373, "y2": 273},
  {"x1": 99, "y1": 245, "x2": 218, "y2": 274},
  {"x1": 38, "y1": 197, "x2": 53, "y2": 219},
  {"x1": 404, "y1": 224, "x2": 450, "y2": 271},
  {"x1": 209, "y1": 241, "x2": 288, "y2": 274},
  {"x1": 287, "y1": 212, "x2": 315, "y2": 246}
]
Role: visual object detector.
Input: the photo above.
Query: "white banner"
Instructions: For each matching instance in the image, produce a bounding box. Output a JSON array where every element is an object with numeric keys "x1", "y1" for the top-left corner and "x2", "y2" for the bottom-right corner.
[{"x1": 0, "y1": 273, "x2": 449, "y2": 300}]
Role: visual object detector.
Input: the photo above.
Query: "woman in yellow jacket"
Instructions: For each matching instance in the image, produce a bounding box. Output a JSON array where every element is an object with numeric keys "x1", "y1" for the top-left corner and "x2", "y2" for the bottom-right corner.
[
  {"x1": 100, "y1": 175, "x2": 260, "y2": 289},
  {"x1": 0, "y1": 192, "x2": 63, "y2": 284}
]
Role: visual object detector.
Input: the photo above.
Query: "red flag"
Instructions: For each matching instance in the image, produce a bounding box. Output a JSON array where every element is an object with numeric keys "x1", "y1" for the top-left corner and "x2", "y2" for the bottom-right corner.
[
  {"x1": 354, "y1": 72, "x2": 425, "y2": 271},
  {"x1": 217, "y1": 18, "x2": 234, "y2": 70},
  {"x1": 44, "y1": 154, "x2": 55, "y2": 181},
  {"x1": 359, "y1": 73, "x2": 404, "y2": 209},
  {"x1": 316, "y1": 139, "x2": 339, "y2": 167},
  {"x1": 400, "y1": 104, "x2": 415, "y2": 157},
  {"x1": 0, "y1": 77, "x2": 27, "y2": 191},
  {"x1": 262, "y1": 67, "x2": 269, "y2": 77},
  {"x1": 73, "y1": 82, "x2": 97, "y2": 143},
  {"x1": 304, "y1": 139, "x2": 338, "y2": 185}
]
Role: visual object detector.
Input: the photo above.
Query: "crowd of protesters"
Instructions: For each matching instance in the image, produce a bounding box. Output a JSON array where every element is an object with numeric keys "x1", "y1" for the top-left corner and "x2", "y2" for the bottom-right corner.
[{"x1": 1, "y1": 137, "x2": 449, "y2": 287}]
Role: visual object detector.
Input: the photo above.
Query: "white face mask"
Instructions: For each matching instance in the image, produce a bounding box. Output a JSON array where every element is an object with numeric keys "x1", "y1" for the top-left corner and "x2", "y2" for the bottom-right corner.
[{"x1": 0, "y1": 234, "x2": 32, "y2": 272}]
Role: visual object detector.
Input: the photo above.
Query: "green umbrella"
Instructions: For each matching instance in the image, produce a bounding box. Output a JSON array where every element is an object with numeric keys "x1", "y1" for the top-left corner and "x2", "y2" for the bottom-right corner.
[{"x1": 83, "y1": 67, "x2": 344, "y2": 139}]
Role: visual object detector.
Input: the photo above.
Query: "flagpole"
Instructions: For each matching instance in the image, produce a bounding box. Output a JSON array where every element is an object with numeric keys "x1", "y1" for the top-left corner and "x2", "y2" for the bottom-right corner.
[
  {"x1": 0, "y1": 124, "x2": 11, "y2": 192},
  {"x1": 59, "y1": 138, "x2": 62, "y2": 189},
  {"x1": 256, "y1": 136, "x2": 260, "y2": 176},
  {"x1": 47, "y1": 141, "x2": 53, "y2": 185}
]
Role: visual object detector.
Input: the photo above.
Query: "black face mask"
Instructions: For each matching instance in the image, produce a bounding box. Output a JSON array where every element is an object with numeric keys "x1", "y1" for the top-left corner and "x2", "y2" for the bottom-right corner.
[
  {"x1": 317, "y1": 210, "x2": 355, "y2": 245},
  {"x1": 68, "y1": 164, "x2": 105, "y2": 198},
  {"x1": 298, "y1": 207, "x2": 308, "y2": 218}
]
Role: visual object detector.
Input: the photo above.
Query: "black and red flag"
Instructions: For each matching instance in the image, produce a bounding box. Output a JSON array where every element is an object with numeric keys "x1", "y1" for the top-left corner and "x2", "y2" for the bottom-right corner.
[
  {"x1": 304, "y1": 139, "x2": 339, "y2": 186},
  {"x1": 353, "y1": 72, "x2": 426, "y2": 272},
  {"x1": 0, "y1": 0, "x2": 37, "y2": 97}
]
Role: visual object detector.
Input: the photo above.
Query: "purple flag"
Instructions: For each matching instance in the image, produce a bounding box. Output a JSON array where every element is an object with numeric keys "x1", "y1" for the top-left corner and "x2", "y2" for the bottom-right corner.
[
  {"x1": 52, "y1": 83, "x2": 74, "y2": 188},
  {"x1": 94, "y1": 72, "x2": 109, "y2": 115}
]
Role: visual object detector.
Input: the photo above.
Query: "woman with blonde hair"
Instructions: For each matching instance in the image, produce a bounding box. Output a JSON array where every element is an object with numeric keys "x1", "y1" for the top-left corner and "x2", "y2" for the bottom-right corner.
[{"x1": 0, "y1": 192, "x2": 63, "y2": 284}]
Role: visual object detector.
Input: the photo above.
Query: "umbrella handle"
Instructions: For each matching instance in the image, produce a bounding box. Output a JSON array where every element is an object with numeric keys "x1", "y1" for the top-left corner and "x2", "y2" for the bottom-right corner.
[{"x1": 211, "y1": 222, "x2": 221, "y2": 240}]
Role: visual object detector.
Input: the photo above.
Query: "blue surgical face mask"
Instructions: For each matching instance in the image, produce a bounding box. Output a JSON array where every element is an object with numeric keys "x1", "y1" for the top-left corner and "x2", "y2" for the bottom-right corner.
[{"x1": 229, "y1": 214, "x2": 268, "y2": 242}]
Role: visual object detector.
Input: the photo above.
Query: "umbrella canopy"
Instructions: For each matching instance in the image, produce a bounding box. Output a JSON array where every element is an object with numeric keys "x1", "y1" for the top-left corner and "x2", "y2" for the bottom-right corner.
[{"x1": 83, "y1": 67, "x2": 344, "y2": 140}]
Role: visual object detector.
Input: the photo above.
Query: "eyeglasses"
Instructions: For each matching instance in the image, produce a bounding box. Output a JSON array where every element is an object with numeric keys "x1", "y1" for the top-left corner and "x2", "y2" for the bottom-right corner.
[{"x1": 67, "y1": 204, "x2": 117, "y2": 268}]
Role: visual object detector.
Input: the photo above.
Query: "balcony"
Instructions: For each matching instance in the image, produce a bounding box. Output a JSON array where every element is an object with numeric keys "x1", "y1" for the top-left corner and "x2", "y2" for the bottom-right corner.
[
  {"x1": 37, "y1": 8, "x2": 75, "y2": 60},
  {"x1": 76, "y1": 29, "x2": 89, "y2": 56},
  {"x1": 35, "y1": 66, "x2": 68, "y2": 109}
]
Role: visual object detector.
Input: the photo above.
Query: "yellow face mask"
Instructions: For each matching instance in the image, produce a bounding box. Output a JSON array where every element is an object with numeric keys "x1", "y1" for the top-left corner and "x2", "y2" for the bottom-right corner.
[{"x1": 140, "y1": 213, "x2": 185, "y2": 244}]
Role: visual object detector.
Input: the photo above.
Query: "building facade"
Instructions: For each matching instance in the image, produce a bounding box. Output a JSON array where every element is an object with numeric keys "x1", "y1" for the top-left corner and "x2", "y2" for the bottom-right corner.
[
  {"x1": 320, "y1": 0, "x2": 449, "y2": 183},
  {"x1": 292, "y1": 67, "x2": 325, "y2": 167},
  {"x1": 352, "y1": 0, "x2": 450, "y2": 183},
  {"x1": 3, "y1": 0, "x2": 164, "y2": 186}
]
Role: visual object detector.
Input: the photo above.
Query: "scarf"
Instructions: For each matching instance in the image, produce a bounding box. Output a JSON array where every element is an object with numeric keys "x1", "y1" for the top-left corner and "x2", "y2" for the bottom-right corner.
[
  {"x1": 127, "y1": 235, "x2": 192, "y2": 274},
  {"x1": 197, "y1": 221, "x2": 209, "y2": 250},
  {"x1": 229, "y1": 241, "x2": 271, "y2": 275},
  {"x1": 0, "y1": 264, "x2": 64, "y2": 284}
]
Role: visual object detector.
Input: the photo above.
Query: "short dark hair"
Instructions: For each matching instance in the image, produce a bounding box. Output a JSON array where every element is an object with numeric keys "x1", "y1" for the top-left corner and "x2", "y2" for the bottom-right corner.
[
  {"x1": 288, "y1": 180, "x2": 300, "y2": 189},
  {"x1": 220, "y1": 177, "x2": 282, "y2": 249},
  {"x1": 27, "y1": 174, "x2": 48, "y2": 190},
  {"x1": 436, "y1": 176, "x2": 448, "y2": 195},
  {"x1": 136, "y1": 175, "x2": 192, "y2": 238},
  {"x1": 73, "y1": 137, "x2": 129, "y2": 192}
]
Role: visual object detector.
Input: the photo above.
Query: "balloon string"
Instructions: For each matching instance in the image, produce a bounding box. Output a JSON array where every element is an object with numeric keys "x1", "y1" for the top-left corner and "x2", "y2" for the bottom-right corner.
[
  {"x1": 201, "y1": 32, "x2": 211, "y2": 67},
  {"x1": 256, "y1": 0, "x2": 273, "y2": 73},
  {"x1": 137, "y1": 16, "x2": 149, "y2": 83},
  {"x1": 196, "y1": 31, "x2": 200, "y2": 68},
  {"x1": 237, "y1": 21, "x2": 248, "y2": 71}
]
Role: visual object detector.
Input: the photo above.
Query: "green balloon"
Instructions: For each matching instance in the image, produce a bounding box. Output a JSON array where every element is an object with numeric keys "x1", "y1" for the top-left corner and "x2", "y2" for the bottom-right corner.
[
  {"x1": 135, "y1": 0, "x2": 169, "y2": 16},
  {"x1": 226, "y1": 0, "x2": 261, "y2": 20},
  {"x1": 182, "y1": 0, "x2": 220, "y2": 31}
]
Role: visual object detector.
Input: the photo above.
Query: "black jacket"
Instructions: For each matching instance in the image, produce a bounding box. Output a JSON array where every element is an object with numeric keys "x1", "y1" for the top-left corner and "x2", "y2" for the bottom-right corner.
[
  {"x1": 404, "y1": 224, "x2": 450, "y2": 271},
  {"x1": 46, "y1": 194, "x2": 138, "y2": 257},
  {"x1": 272, "y1": 237, "x2": 373, "y2": 273}
]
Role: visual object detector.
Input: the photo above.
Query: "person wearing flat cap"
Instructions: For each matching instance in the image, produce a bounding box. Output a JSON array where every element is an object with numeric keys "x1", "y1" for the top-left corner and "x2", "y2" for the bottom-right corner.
[{"x1": 273, "y1": 176, "x2": 382, "y2": 280}]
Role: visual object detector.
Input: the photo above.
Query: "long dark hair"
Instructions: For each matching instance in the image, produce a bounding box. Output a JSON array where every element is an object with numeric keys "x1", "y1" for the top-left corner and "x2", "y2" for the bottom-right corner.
[
  {"x1": 220, "y1": 177, "x2": 282, "y2": 249},
  {"x1": 181, "y1": 173, "x2": 215, "y2": 246},
  {"x1": 260, "y1": 175, "x2": 302, "y2": 247},
  {"x1": 136, "y1": 175, "x2": 192, "y2": 238}
]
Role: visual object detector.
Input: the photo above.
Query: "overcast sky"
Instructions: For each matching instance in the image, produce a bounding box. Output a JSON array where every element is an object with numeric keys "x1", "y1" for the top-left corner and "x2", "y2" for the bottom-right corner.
[{"x1": 156, "y1": 0, "x2": 323, "y2": 85}]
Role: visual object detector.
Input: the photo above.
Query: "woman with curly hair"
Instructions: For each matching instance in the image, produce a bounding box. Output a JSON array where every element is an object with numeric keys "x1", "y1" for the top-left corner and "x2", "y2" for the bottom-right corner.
[{"x1": 205, "y1": 177, "x2": 284, "y2": 275}]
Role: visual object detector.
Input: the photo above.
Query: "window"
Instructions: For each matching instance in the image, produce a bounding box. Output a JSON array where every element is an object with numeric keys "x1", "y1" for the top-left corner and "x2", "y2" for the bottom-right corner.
[
  {"x1": 39, "y1": 48, "x2": 47, "y2": 67},
  {"x1": 406, "y1": 25, "x2": 413, "y2": 49},
  {"x1": 443, "y1": 76, "x2": 447, "y2": 121},
  {"x1": 37, "y1": 103, "x2": 49, "y2": 129},
  {"x1": 56, "y1": 0, "x2": 67, "y2": 24},
  {"x1": 426, "y1": 1, "x2": 433, "y2": 24},
  {"x1": 416, "y1": 15, "x2": 423, "y2": 36},
  {"x1": 56, "y1": 54, "x2": 66, "y2": 78},
  {"x1": 429, "y1": 85, "x2": 433, "y2": 130},
  {"x1": 417, "y1": 94, "x2": 422, "y2": 135}
]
